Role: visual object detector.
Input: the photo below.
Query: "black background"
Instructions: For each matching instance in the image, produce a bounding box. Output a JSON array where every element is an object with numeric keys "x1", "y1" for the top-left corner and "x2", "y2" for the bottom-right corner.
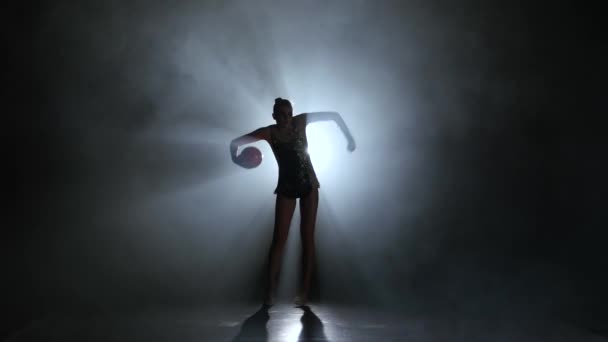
[{"x1": 5, "y1": 0, "x2": 606, "y2": 337}]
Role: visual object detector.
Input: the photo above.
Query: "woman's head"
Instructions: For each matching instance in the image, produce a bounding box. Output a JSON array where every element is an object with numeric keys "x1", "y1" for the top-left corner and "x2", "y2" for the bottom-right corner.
[{"x1": 272, "y1": 97, "x2": 293, "y2": 126}]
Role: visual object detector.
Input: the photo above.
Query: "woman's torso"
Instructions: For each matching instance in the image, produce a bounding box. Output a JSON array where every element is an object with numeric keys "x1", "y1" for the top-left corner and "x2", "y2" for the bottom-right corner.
[{"x1": 268, "y1": 119, "x2": 320, "y2": 197}]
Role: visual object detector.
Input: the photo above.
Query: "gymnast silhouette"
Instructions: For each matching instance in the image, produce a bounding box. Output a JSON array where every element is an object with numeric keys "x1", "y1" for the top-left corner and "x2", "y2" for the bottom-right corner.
[{"x1": 230, "y1": 98, "x2": 356, "y2": 305}]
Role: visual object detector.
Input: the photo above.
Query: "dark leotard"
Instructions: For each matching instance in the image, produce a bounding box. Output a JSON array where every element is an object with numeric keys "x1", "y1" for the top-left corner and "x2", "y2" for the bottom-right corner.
[{"x1": 269, "y1": 119, "x2": 320, "y2": 198}]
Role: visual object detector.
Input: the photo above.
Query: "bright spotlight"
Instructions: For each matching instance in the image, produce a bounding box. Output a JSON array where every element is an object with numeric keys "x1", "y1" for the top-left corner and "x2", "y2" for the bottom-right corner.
[{"x1": 306, "y1": 121, "x2": 339, "y2": 179}]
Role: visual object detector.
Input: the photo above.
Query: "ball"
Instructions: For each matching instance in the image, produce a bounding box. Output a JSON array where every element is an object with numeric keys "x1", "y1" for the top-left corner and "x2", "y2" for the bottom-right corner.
[{"x1": 237, "y1": 146, "x2": 263, "y2": 169}]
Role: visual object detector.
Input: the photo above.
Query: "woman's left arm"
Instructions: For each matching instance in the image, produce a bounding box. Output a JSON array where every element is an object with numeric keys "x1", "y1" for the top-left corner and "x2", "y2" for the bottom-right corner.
[{"x1": 297, "y1": 112, "x2": 356, "y2": 152}]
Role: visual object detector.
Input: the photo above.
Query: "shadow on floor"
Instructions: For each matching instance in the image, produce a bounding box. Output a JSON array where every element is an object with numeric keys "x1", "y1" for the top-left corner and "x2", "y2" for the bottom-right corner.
[
  {"x1": 298, "y1": 305, "x2": 329, "y2": 342},
  {"x1": 232, "y1": 304, "x2": 271, "y2": 342}
]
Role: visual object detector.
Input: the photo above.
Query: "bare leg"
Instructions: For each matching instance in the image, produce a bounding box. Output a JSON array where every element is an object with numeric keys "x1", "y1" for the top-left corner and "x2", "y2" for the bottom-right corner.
[
  {"x1": 265, "y1": 194, "x2": 296, "y2": 304},
  {"x1": 297, "y1": 188, "x2": 319, "y2": 304}
]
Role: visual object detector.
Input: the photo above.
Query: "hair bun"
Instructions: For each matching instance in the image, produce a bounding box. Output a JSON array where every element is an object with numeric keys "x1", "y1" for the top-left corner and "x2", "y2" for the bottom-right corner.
[{"x1": 274, "y1": 97, "x2": 283, "y2": 104}]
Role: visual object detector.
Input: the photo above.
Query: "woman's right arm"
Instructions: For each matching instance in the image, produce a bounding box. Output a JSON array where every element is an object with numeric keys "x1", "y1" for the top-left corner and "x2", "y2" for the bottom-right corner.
[{"x1": 230, "y1": 126, "x2": 271, "y2": 162}]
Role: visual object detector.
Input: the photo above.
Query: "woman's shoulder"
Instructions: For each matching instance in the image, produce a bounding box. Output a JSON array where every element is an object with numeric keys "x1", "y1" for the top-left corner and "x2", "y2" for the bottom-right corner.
[
  {"x1": 265, "y1": 124, "x2": 277, "y2": 140},
  {"x1": 293, "y1": 114, "x2": 307, "y2": 126}
]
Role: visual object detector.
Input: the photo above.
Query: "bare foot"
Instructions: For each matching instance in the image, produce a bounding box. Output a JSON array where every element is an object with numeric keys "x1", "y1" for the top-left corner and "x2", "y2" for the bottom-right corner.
[
  {"x1": 263, "y1": 292, "x2": 275, "y2": 306},
  {"x1": 294, "y1": 293, "x2": 308, "y2": 306}
]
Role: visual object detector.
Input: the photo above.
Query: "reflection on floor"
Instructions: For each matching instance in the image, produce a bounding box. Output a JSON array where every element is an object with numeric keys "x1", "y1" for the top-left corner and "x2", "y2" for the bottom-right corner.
[{"x1": 6, "y1": 302, "x2": 606, "y2": 341}]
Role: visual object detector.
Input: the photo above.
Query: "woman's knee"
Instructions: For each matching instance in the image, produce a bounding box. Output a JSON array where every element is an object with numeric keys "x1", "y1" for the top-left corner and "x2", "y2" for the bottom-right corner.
[
  {"x1": 300, "y1": 228, "x2": 315, "y2": 247},
  {"x1": 272, "y1": 229, "x2": 289, "y2": 247}
]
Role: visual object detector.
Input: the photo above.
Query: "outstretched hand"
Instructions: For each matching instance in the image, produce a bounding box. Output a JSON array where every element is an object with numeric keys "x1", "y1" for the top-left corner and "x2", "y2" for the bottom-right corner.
[
  {"x1": 347, "y1": 138, "x2": 356, "y2": 152},
  {"x1": 230, "y1": 144, "x2": 239, "y2": 163}
]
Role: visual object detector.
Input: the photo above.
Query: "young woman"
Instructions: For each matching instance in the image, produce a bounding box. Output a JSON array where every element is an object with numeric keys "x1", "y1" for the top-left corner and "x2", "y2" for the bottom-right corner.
[{"x1": 230, "y1": 98, "x2": 356, "y2": 306}]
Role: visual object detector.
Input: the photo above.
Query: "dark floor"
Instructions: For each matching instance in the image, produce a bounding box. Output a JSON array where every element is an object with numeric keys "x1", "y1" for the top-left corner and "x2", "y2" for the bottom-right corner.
[{"x1": 5, "y1": 302, "x2": 607, "y2": 342}]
